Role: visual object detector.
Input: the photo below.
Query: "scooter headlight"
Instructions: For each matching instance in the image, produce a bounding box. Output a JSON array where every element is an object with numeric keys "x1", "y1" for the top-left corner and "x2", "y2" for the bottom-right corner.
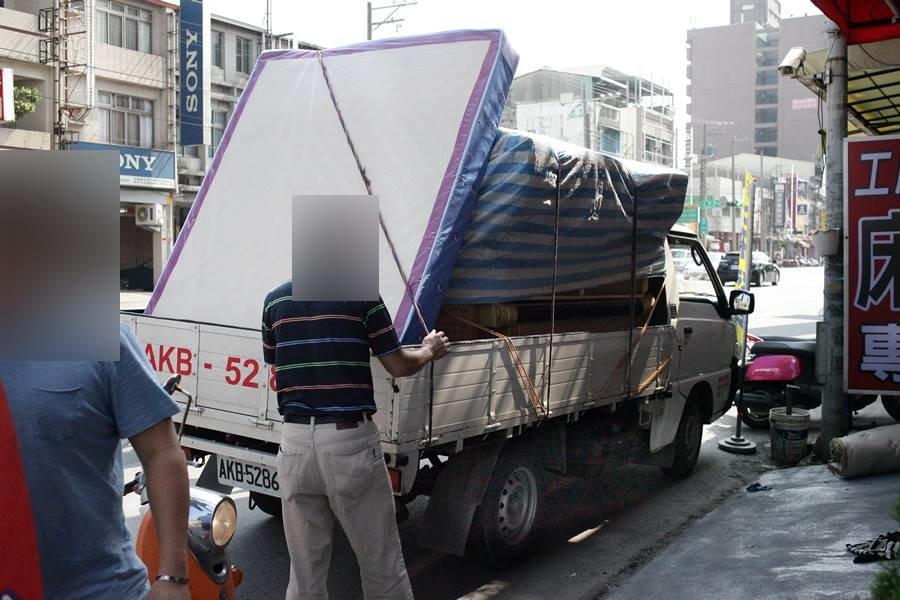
[{"x1": 211, "y1": 497, "x2": 237, "y2": 548}]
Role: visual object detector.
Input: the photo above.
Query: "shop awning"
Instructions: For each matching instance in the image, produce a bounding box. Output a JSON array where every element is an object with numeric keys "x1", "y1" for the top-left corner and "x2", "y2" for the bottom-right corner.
[
  {"x1": 810, "y1": 0, "x2": 900, "y2": 44},
  {"x1": 798, "y1": 38, "x2": 900, "y2": 137}
]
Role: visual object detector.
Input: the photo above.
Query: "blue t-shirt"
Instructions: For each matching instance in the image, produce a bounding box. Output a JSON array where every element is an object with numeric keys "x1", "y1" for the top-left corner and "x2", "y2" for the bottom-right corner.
[{"x1": 0, "y1": 323, "x2": 179, "y2": 599}]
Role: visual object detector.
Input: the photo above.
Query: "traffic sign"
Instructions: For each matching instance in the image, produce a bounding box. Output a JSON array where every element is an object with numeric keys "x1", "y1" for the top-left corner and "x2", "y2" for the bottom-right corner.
[
  {"x1": 701, "y1": 198, "x2": 721, "y2": 208},
  {"x1": 678, "y1": 206, "x2": 699, "y2": 223},
  {"x1": 700, "y1": 216, "x2": 709, "y2": 236}
]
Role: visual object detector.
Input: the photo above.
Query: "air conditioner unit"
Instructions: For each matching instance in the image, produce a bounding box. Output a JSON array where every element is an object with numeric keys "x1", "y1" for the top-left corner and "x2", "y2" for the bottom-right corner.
[{"x1": 135, "y1": 204, "x2": 160, "y2": 226}]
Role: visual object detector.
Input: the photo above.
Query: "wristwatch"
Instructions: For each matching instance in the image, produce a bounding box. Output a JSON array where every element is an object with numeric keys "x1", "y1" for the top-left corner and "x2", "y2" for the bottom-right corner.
[{"x1": 155, "y1": 574, "x2": 189, "y2": 585}]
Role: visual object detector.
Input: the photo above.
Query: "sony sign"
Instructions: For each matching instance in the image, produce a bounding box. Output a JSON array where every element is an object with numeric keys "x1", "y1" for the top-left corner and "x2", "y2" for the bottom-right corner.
[
  {"x1": 120, "y1": 152, "x2": 158, "y2": 172},
  {"x1": 179, "y1": 0, "x2": 204, "y2": 145}
]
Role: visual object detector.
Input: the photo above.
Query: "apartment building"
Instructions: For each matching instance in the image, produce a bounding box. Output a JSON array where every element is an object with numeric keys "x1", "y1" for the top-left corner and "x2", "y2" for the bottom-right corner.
[
  {"x1": 686, "y1": 2, "x2": 826, "y2": 161},
  {"x1": 1, "y1": 0, "x2": 178, "y2": 285},
  {"x1": 503, "y1": 66, "x2": 677, "y2": 167}
]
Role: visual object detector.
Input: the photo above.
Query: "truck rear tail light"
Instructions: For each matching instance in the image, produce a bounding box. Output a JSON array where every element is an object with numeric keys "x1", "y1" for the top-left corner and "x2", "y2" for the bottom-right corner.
[{"x1": 387, "y1": 468, "x2": 402, "y2": 493}]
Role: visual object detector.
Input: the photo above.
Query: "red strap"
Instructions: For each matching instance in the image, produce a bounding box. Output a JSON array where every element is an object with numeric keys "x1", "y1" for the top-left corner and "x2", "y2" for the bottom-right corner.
[{"x1": 0, "y1": 382, "x2": 44, "y2": 599}]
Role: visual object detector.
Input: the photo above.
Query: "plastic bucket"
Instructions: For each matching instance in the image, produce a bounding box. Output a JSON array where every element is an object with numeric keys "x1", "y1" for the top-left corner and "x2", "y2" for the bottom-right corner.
[{"x1": 769, "y1": 407, "x2": 810, "y2": 466}]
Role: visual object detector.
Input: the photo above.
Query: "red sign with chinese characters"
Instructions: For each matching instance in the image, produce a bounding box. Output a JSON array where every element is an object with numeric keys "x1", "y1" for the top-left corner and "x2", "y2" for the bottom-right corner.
[{"x1": 845, "y1": 134, "x2": 900, "y2": 395}]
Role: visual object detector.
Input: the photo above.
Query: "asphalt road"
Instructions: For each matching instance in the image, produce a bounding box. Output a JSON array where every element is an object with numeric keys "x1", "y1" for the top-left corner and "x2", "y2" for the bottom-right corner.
[{"x1": 123, "y1": 265, "x2": 841, "y2": 600}]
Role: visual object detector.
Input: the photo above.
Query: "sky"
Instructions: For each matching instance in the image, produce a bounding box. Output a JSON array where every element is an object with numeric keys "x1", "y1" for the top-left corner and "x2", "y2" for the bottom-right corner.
[{"x1": 206, "y1": 0, "x2": 824, "y2": 163}]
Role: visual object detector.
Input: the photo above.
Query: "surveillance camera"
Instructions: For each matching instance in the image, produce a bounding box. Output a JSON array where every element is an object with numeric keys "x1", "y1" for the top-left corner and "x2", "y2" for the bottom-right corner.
[{"x1": 778, "y1": 47, "x2": 807, "y2": 78}]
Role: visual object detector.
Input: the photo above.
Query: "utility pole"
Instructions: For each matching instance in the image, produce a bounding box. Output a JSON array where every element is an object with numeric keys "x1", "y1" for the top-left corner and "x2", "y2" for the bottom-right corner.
[
  {"x1": 367, "y1": 1, "x2": 417, "y2": 40},
  {"x1": 815, "y1": 22, "x2": 849, "y2": 460},
  {"x1": 730, "y1": 136, "x2": 737, "y2": 251},
  {"x1": 759, "y1": 151, "x2": 767, "y2": 254},
  {"x1": 699, "y1": 123, "x2": 707, "y2": 209}
]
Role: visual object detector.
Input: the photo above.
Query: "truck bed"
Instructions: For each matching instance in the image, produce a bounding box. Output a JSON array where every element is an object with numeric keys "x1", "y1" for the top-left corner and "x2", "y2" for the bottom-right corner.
[{"x1": 122, "y1": 312, "x2": 675, "y2": 457}]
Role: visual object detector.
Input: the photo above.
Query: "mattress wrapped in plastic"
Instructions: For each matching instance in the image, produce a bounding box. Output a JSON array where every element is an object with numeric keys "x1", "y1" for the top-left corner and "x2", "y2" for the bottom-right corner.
[{"x1": 445, "y1": 129, "x2": 687, "y2": 303}]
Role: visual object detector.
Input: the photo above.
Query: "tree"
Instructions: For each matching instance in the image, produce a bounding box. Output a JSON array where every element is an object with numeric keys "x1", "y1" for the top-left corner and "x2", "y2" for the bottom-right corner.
[{"x1": 13, "y1": 85, "x2": 39, "y2": 120}]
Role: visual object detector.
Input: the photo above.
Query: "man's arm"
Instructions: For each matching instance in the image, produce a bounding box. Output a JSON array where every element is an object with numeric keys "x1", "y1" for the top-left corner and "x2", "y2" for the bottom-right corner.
[
  {"x1": 262, "y1": 302, "x2": 276, "y2": 366},
  {"x1": 378, "y1": 329, "x2": 450, "y2": 377},
  {"x1": 130, "y1": 418, "x2": 189, "y2": 599}
]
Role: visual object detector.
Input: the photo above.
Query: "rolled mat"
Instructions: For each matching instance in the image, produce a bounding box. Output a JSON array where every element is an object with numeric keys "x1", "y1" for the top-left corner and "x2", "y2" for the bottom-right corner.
[{"x1": 828, "y1": 423, "x2": 900, "y2": 479}]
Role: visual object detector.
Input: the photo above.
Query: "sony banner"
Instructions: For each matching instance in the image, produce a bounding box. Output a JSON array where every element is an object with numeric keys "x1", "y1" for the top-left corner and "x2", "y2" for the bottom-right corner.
[
  {"x1": 845, "y1": 133, "x2": 900, "y2": 395},
  {"x1": 179, "y1": 0, "x2": 204, "y2": 145}
]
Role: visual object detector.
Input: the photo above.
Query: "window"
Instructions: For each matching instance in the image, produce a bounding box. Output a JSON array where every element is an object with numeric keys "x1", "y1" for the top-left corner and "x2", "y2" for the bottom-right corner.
[
  {"x1": 600, "y1": 127, "x2": 621, "y2": 155},
  {"x1": 96, "y1": 1, "x2": 152, "y2": 53},
  {"x1": 210, "y1": 109, "x2": 228, "y2": 155},
  {"x1": 756, "y1": 51, "x2": 778, "y2": 67},
  {"x1": 755, "y1": 127, "x2": 777, "y2": 143},
  {"x1": 756, "y1": 31, "x2": 778, "y2": 48},
  {"x1": 756, "y1": 70, "x2": 777, "y2": 86},
  {"x1": 671, "y1": 238, "x2": 720, "y2": 300},
  {"x1": 212, "y1": 30, "x2": 224, "y2": 68},
  {"x1": 755, "y1": 107, "x2": 777, "y2": 123},
  {"x1": 236, "y1": 36, "x2": 253, "y2": 74},
  {"x1": 755, "y1": 88, "x2": 778, "y2": 105},
  {"x1": 755, "y1": 146, "x2": 777, "y2": 157},
  {"x1": 97, "y1": 91, "x2": 153, "y2": 148}
]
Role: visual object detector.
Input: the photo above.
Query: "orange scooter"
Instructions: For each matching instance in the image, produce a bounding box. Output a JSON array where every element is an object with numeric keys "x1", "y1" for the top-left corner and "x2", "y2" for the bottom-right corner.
[{"x1": 124, "y1": 375, "x2": 243, "y2": 599}]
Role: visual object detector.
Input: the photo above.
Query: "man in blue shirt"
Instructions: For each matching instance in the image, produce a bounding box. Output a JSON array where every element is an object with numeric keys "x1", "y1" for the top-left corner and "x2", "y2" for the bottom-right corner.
[{"x1": 0, "y1": 324, "x2": 190, "y2": 599}]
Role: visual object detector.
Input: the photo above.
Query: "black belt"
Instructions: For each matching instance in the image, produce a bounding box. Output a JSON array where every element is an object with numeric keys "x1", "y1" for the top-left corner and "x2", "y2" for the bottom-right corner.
[{"x1": 283, "y1": 412, "x2": 370, "y2": 425}]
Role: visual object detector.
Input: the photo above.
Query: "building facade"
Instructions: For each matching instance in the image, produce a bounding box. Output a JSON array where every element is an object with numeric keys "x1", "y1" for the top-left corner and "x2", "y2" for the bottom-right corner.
[
  {"x1": 503, "y1": 66, "x2": 677, "y2": 167},
  {"x1": 686, "y1": 9, "x2": 827, "y2": 162},
  {"x1": 177, "y1": 13, "x2": 318, "y2": 216},
  {"x1": 1, "y1": 0, "x2": 178, "y2": 285},
  {"x1": 1, "y1": 0, "x2": 318, "y2": 288}
]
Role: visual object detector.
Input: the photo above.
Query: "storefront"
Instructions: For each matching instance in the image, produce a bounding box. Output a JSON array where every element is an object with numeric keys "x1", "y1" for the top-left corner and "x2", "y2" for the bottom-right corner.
[{"x1": 71, "y1": 141, "x2": 176, "y2": 289}]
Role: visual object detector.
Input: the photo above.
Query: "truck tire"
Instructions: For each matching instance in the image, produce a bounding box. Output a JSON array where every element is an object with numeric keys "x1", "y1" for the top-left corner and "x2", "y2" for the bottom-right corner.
[
  {"x1": 662, "y1": 399, "x2": 703, "y2": 479},
  {"x1": 882, "y1": 396, "x2": 900, "y2": 421},
  {"x1": 249, "y1": 491, "x2": 282, "y2": 518},
  {"x1": 468, "y1": 445, "x2": 544, "y2": 567}
]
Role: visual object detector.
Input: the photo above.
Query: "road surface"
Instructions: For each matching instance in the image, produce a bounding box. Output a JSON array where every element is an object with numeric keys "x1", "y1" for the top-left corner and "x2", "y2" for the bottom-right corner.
[{"x1": 124, "y1": 265, "x2": 864, "y2": 600}]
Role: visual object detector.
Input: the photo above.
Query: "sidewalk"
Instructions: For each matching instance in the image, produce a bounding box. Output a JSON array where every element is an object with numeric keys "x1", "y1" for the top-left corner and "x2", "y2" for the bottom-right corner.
[
  {"x1": 605, "y1": 463, "x2": 900, "y2": 599},
  {"x1": 120, "y1": 291, "x2": 151, "y2": 311}
]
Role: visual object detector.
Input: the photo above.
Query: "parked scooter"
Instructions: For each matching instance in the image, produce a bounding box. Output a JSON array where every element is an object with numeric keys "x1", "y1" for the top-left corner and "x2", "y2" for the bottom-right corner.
[
  {"x1": 739, "y1": 335, "x2": 900, "y2": 428},
  {"x1": 125, "y1": 375, "x2": 243, "y2": 598}
]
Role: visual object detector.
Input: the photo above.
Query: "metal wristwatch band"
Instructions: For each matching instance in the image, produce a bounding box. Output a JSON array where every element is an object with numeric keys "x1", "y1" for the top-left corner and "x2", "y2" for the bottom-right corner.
[{"x1": 155, "y1": 574, "x2": 189, "y2": 585}]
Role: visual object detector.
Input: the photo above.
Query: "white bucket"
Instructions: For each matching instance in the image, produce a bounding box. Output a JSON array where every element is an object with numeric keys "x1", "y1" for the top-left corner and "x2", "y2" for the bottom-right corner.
[{"x1": 769, "y1": 407, "x2": 810, "y2": 466}]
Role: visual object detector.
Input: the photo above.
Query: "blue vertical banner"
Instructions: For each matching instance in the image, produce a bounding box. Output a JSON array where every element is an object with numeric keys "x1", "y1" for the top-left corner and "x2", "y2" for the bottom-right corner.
[{"x1": 179, "y1": 0, "x2": 204, "y2": 145}]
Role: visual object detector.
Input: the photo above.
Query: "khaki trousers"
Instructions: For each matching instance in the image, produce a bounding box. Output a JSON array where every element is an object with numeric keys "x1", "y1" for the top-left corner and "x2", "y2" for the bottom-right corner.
[{"x1": 278, "y1": 419, "x2": 414, "y2": 600}]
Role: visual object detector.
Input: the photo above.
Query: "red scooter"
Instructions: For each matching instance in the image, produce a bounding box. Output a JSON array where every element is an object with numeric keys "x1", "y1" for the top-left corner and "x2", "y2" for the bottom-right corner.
[
  {"x1": 739, "y1": 335, "x2": 900, "y2": 428},
  {"x1": 125, "y1": 375, "x2": 243, "y2": 599}
]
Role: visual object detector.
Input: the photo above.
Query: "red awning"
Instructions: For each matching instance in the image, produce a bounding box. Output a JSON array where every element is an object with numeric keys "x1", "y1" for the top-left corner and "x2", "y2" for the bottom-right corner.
[{"x1": 811, "y1": 0, "x2": 900, "y2": 44}]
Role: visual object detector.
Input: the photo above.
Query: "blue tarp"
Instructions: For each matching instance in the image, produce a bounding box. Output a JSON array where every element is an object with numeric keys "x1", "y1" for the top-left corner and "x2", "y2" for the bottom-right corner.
[{"x1": 445, "y1": 129, "x2": 687, "y2": 303}]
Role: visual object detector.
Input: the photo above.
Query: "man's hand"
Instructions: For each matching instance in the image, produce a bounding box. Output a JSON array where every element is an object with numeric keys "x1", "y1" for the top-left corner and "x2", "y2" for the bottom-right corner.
[
  {"x1": 422, "y1": 330, "x2": 450, "y2": 361},
  {"x1": 378, "y1": 330, "x2": 451, "y2": 377},
  {"x1": 148, "y1": 580, "x2": 190, "y2": 600}
]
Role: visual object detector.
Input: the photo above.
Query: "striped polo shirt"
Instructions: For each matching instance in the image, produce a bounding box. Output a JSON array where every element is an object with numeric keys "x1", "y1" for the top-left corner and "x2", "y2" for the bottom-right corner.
[{"x1": 261, "y1": 281, "x2": 401, "y2": 418}]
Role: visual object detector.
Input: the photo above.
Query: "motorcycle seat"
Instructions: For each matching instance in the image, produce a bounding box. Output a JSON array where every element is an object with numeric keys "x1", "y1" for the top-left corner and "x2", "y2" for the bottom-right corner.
[{"x1": 752, "y1": 339, "x2": 817, "y2": 358}]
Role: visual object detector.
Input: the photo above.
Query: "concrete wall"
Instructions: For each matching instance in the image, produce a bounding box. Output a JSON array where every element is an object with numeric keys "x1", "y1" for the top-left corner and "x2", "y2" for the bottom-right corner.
[
  {"x1": 687, "y1": 21, "x2": 757, "y2": 157},
  {"x1": 777, "y1": 15, "x2": 827, "y2": 162}
]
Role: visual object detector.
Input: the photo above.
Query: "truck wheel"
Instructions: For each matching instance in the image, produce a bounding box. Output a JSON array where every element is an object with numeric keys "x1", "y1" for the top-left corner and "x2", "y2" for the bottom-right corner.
[
  {"x1": 882, "y1": 396, "x2": 900, "y2": 421},
  {"x1": 468, "y1": 446, "x2": 544, "y2": 567},
  {"x1": 662, "y1": 399, "x2": 703, "y2": 479},
  {"x1": 249, "y1": 491, "x2": 282, "y2": 518}
]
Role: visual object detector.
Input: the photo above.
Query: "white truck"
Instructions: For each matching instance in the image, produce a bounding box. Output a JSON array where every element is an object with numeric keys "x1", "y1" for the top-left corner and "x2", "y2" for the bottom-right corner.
[
  {"x1": 123, "y1": 31, "x2": 753, "y2": 564},
  {"x1": 121, "y1": 226, "x2": 753, "y2": 565}
]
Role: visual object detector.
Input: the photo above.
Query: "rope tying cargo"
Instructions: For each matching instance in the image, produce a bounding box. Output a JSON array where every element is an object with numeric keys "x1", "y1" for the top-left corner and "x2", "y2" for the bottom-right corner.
[
  {"x1": 316, "y1": 52, "x2": 429, "y2": 337},
  {"x1": 449, "y1": 314, "x2": 548, "y2": 419}
]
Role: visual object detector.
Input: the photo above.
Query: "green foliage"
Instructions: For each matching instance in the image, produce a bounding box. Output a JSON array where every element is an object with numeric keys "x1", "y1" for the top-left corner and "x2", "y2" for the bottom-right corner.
[
  {"x1": 13, "y1": 85, "x2": 40, "y2": 120},
  {"x1": 871, "y1": 495, "x2": 900, "y2": 600}
]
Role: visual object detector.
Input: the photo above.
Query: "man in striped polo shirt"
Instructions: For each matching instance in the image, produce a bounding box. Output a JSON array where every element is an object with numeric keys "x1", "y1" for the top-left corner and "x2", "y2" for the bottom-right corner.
[{"x1": 262, "y1": 281, "x2": 448, "y2": 600}]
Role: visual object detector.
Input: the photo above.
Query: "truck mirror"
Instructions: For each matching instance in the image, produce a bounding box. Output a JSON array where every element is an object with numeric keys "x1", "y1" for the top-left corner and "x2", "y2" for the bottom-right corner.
[{"x1": 729, "y1": 289, "x2": 754, "y2": 315}]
